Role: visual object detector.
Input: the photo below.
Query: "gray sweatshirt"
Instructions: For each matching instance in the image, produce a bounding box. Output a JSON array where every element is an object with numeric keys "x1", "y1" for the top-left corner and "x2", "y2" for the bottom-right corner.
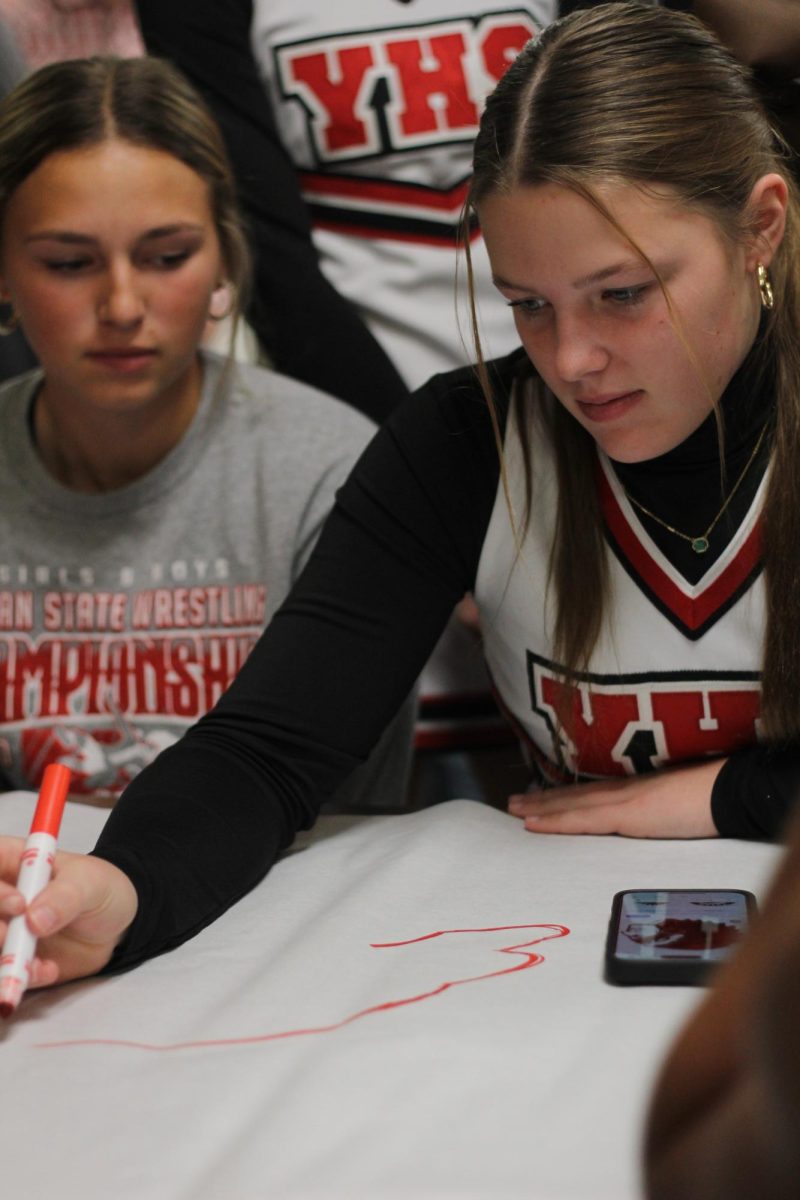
[{"x1": 0, "y1": 351, "x2": 413, "y2": 806}]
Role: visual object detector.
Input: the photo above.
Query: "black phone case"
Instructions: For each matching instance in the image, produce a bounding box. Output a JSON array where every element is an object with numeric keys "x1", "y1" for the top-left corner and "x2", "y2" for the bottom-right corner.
[{"x1": 604, "y1": 888, "x2": 758, "y2": 986}]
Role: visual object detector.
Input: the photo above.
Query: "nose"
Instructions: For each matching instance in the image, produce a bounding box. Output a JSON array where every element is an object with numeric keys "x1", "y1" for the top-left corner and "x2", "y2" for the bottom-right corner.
[
  {"x1": 97, "y1": 263, "x2": 145, "y2": 328},
  {"x1": 552, "y1": 313, "x2": 610, "y2": 382}
]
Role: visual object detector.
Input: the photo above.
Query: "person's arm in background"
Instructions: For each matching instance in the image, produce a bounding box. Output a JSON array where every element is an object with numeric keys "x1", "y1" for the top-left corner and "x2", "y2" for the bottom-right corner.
[
  {"x1": 564, "y1": 1, "x2": 800, "y2": 76},
  {"x1": 669, "y1": 1, "x2": 800, "y2": 171},
  {"x1": 560, "y1": 1, "x2": 800, "y2": 209},
  {"x1": 135, "y1": 0, "x2": 408, "y2": 422},
  {"x1": 645, "y1": 809, "x2": 800, "y2": 1199},
  {"x1": 653, "y1": 2, "x2": 800, "y2": 282},
  {"x1": 664, "y1": 0, "x2": 800, "y2": 75}
]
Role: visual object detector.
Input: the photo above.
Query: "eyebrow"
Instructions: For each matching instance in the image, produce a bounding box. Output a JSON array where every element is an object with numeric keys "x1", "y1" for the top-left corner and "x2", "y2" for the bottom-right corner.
[
  {"x1": 24, "y1": 224, "x2": 205, "y2": 245},
  {"x1": 493, "y1": 258, "x2": 645, "y2": 293},
  {"x1": 572, "y1": 259, "x2": 646, "y2": 288}
]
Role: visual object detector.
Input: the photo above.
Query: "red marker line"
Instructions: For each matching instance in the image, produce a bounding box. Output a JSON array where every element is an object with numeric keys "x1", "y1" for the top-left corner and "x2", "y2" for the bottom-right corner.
[{"x1": 37, "y1": 923, "x2": 570, "y2": 1052}]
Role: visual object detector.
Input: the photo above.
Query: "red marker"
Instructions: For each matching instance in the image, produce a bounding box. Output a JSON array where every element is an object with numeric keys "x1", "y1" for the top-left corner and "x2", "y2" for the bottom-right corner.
[{"x1": 0, "y1": 764, "x2": 70, "y2": 1018}]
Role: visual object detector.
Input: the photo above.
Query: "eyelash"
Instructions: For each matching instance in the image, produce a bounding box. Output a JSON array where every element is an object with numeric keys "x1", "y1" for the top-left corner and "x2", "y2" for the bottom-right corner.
[
  {"x1": 507, "y1": 298, "x2": 547, "y2": 317},
  {"x1": 151, "y1": 250, "x2": 192, "y2": 270},
  {"x1": 42, "y1": 249, "x2": 194, "y2": 275},
  {"x1": 44, "y1": 258, "x2": 92, "y2": 274},
  {"x1": 507, "y1": 284, "x2": 652, "y2": 318},
  {"x1": 603, "y1": 284, "x2": 650, "y2": 307}
]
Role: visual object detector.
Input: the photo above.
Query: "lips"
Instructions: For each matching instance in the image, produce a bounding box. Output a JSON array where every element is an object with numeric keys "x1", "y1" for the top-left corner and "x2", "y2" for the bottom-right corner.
[
  {"x1": 575, "y1": 389, "x2": 643, "y2": 422},
  {"x1": 86, "y1": 348, "x2": 155, "y2": 359},
  {"x1": 85, "y1": 348, "x2": 157, "y2": 372},
  {"x1": 577, "y1": 389, "x2": 638, "y2": 406}
]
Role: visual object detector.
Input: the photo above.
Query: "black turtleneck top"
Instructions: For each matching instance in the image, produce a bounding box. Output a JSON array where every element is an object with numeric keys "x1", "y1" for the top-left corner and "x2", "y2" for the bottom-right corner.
[
  {"x1": 92, "y1": 341, "x2": 797, "y2": 972},
  {"x1": 611, "y1": 330, "x2": 796, "y2": 843},
  {"x1": 613, "y1": 331, "x2": 774, "y2": 585}
]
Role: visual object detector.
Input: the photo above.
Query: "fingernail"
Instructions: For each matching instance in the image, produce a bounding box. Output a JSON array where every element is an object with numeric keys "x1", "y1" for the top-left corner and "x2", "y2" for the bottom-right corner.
[
  {"x1": 30, "y1": 905, "x2": 57, "y2": 935},
  {"x1": 508, "y1": 797, "x2": 524, "y2": 812}
]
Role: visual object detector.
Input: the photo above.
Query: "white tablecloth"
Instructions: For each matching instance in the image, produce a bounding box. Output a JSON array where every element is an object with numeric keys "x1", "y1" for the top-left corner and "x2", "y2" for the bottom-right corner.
[{"x1": 0, "y1": 792, "x2": 781, "y2": 1200}]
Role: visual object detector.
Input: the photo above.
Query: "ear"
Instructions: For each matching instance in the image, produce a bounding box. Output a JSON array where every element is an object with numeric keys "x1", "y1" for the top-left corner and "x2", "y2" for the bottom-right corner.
[
  {"x1": 744, "y1": 172, "x2": 789, "y2": 270},
  {"x1": 208, "y1": 280, "x2": 234, "y2": 322}
]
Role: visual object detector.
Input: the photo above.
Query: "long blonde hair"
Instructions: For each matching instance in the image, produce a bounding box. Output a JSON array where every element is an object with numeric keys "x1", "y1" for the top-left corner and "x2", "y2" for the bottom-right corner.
[{"x1": 466, "y1": 2, "x2": 800, "y2": 743}]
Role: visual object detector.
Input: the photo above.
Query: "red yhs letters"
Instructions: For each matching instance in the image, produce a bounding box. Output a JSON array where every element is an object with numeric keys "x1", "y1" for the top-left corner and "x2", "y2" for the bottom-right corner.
[
  {"x1": 538, "y1": 674, "x2": 760, "y2": 776},
  {"x1": 278, "y1": 15, "x2": 537, "y2": 158}
]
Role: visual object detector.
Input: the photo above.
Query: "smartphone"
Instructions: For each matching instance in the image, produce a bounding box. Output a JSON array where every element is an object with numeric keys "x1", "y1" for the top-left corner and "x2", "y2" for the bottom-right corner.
[{"x1": 605, "y1": 888, "x2": 757, "y2": 986}]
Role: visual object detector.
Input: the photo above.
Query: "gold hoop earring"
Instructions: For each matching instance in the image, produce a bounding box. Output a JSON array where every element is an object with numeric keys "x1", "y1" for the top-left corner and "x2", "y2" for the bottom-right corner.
[{"x1": 757, "y1": 262, "x2": 774, "y2": 311}]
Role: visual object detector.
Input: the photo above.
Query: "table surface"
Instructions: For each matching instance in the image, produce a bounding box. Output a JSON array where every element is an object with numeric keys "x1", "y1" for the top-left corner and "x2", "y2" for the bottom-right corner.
[{"x1": 0, "y1": 792, "x2": 781, "y2": 1200}]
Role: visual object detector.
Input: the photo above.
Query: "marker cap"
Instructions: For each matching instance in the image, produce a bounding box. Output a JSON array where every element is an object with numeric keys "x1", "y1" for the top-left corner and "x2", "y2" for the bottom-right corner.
[{"x1": 30, "y1": 763, "x2": 71, "y2": 838}]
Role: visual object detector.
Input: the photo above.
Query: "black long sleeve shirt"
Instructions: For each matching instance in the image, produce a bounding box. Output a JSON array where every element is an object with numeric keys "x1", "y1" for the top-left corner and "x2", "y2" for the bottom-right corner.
[{"x1": 93, "y1": 348, "x2": 797, "y2": 971}]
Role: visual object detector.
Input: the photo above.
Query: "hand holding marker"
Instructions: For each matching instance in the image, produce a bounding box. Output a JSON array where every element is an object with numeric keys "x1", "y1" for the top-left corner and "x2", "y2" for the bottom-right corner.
[{"x1": 0, "y1": 764, "x2": 71, "y2": 1018}]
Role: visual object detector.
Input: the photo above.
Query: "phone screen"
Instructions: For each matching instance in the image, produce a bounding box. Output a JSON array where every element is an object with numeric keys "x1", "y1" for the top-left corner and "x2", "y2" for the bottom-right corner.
[{"x1": 613, "y1": 890, "x2": 751, "y2": 966}]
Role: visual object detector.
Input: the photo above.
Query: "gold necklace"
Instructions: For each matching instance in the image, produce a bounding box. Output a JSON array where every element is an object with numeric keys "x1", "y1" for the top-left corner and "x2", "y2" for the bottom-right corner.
[{"x1": 624, "y1": 422, "x2": 768, "y2": 555}]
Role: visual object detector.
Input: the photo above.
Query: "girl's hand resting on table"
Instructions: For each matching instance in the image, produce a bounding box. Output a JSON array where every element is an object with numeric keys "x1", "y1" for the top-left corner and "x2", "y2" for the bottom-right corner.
[
  {"x1": 508, "y1": 759, "x2": 723, "y2": 838},
  {"x1": 0, "y1": 841, "x2": 137, "y2": 987}
]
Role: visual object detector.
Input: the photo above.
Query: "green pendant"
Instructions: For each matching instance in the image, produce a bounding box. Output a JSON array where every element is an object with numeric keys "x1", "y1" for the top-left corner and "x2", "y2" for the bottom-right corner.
[{"x1": 691, "y1": 536, "x2": 710, "y2": 554}]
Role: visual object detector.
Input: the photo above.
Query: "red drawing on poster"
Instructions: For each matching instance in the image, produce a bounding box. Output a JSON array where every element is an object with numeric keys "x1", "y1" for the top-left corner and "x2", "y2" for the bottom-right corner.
[{"x1": 37, "y1": 923, "x2": 570, "y2": 1052}]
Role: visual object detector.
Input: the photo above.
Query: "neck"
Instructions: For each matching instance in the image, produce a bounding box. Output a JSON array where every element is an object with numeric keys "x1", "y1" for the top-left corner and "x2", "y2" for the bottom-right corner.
[
  {"x1": 32, "y1": 359, "x2": 203, "y2": 493},
  {"x1": 609, "y1": 326, "x2": 774, "y2": 584}
]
